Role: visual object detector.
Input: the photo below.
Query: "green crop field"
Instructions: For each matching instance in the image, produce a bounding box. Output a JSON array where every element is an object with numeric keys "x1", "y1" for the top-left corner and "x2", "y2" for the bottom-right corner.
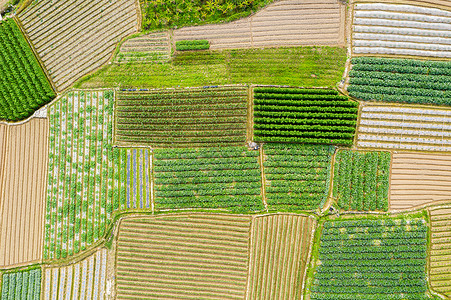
[
  {"x1": 0, "y1": 18, "x2": 55, "y2": 121},
  {"x1": 253, "y1": 87, "x2": 358, "y2": 145},
  {"x1": 1, "y1": 268, "x2": 41, "y2": 300},
  {"x1": 74, "y1": 46, "x2": 347, "y2": 89},
  {"x1": 333, "y1": 150, "x2": 391, "y2": 211}
]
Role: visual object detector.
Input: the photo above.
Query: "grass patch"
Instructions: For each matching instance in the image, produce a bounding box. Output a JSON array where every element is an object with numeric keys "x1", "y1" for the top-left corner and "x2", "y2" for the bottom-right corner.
[{"x1": 74, "y1": 46, "x2": 347, "y2": 89}]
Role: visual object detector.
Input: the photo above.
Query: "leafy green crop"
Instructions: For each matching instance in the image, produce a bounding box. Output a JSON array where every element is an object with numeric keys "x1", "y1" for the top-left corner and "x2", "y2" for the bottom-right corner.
[
  {"x1": 1, "y1": 269, "x2": 41, "y2": 300},
  {"x1": 176, "y1": 40, "x2": 210, "y2": 51},
  {"x1": 0, "y1": 18, "x2": 55, "y2": 121}
]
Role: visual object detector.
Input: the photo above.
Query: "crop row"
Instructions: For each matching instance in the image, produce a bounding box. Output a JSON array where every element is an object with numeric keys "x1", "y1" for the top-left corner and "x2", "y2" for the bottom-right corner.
[
  {"x1": 1, "y1": 269, "x2": 41, "y2": 300},
  {"x1": 0, "y1": 18, "x2": 55, "y2": 121},
  {"x1": 333, "y1": 150, "x2": 390, "y2": 212}
]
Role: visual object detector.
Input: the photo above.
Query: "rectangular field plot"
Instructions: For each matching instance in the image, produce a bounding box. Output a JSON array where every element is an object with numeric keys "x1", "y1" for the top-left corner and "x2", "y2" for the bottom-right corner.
[
  {"x1": 310, "y1": 217, "x2": 429, "y2": 299},
  {"x1": 0, "y1": 119, "x2": 48, "y2": 268},
  {"x1": 115, "y1": 31, "x2": 171, "y2": 64},
  {"x1": 356, "y1": 103, "x2": 451, "y2": 151},
  {"x1": 116, "y1": 214, "x2": 252, "y2": 300},
  {"x1": 115, "y1": 86, "x2": 248, "y2": 147},
  {"x1": 352, "y1": 3, "x2": 451, "y2": 58},
  {"x1": 348, "y1": 57, "x2": 451, "y2": 106},
  {"x1": 333, "y1": 150, "x2": 390, "y2": 212},
  {"x1": 154, "y1": 147, "x2": 264, "y2": 212},
  {"x1": 1, "y1": 268, "x2": 41, "y2": 300},
  {"x1": 43, "y1": 248, "x2": 108, "y2": 300},
  {"x1": 115, "y1": 148, "x2": 152, "y2": 210},
  {"x1": 391, "y1": 152, "x2": 451, "y2": 210},
  {"x1": 45, "y1": 90, "x2": 118, "y2": 260},
  {"x1": 429, "y1": 207, "x2": 451, "y2": 297},
  {"x1": 247, "y1": 214, "x2": 314, "y2": 300},
  {"x1": 253, "y1": 87, "x2": 358, "y2": 146},
  {"x1": 263, "y1": 144, "x2": 333, "y2": 211}
]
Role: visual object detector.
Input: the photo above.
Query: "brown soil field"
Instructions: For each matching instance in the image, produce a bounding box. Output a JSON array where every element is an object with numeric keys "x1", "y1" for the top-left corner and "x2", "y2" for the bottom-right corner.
[
  {"x1": 0, "y1": 119, "x2": 48, "y2": 268},
  {"x1": 429, "y1": 207, "x2": 451, "y2": 297},
  {"x1": 247, "y1": 214, "x2": 314, "y2": 299},
  {"x1": 18, "y1": 0, "x2": 139, "y2": 92},
  {"x1": 390, "y1": 152, "x2": 451, "y2": 211},
  {"x1": 174, "y1": 0, "x2": 346, "y2": 50}
]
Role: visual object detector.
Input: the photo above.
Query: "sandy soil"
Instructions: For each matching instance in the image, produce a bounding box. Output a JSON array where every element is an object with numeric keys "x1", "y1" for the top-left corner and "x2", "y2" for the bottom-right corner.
[
  {"x1": 18, "y1": 0, "x2": 139, "y2": 92},
  {"x1": 390, "y1": 152, "x2": 451, "y2": 211},
  {"x1": 174, "y1": 0, "x2": 346, "y2": 50},
  {"x1": 0, "y1": 118, "x2": 48, "y2": 268}
]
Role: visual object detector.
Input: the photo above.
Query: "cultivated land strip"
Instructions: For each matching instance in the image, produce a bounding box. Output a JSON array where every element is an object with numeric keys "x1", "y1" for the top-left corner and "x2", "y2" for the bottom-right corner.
[
  {"x1": 116, "y1": 214, "x2": 252, "y2": 300},
  {"x1": 115, "y1": 31, "x2": 171, "y2": 64},
  {"x1": 429, "y1": 207, "x2": 451, "y2": 297},
  {"x1": 246, "y1": 214, "x2": 314, "y2": 299},
  {"x1": 0, "y1": 119, "x2": 48, "y2": 268},
  {"x1": 174, "y1": 0, "x2": 345, "y2": 49},
  {"x1": 391, "y1": 153, "x2": 451, "y2": 211},
  {"x1": 18, "y1": 0, "x2": 138, "y2": 92},
  {"x1": 43, "y1": 248, "x2": 109, "y2": 300}
]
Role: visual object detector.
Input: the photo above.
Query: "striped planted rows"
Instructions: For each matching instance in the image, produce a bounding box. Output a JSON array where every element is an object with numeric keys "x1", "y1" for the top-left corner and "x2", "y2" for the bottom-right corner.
[
  {"x1": 0, "y1": 119, "x2": 48, "y2": 268},
  {"x1": 116, "y1": 214, "x2": 252, "y2": 300},
  {"x1": 263, "y1": 144, "x2": 333, "y2": 211},
  {"x1": 0, "y1": 18, "x2": 55, "y2": 121},
  {"x1": 174, "y1": 0, "x2": 345, "y2": 49},
  {"x1": 115, "y1": 32, "x2": 171, "y2": 64},
  {"x1": 333, "y1": 150, "x2": 390, "y2": 212},
  {"x1": 116, "y1": 86, "x2": 248, "y2": 147},
  {"x1": 390, "y1": 153, "x2": 451, "y2": 210},
  {"x1": 18, "y1": 0, "x2": 138, "y2": 91},
  {"x1": 429, "y1": 207, "x2": 451, "y2": 298},
  {"x1": 352, "y1": 3, "x2": 451, "y2": 58},
  {"x1": 348, "y1": 57, "x2": 451, "y2": 106},
  {"x1": 43, "y1": 248, "x2": 109, "y2": 300},
  {"x1": 45, "y1": 90, "x2": 118, "y2": 260},
  {"x1": 254, "y1": 87, "x2": 358, "y2": 146},
  {"x1": 1, "y1": 268, "x2": 41, "y2": 300},
  {"x1": 310, "y1": 217, "x2": 429, "y2": 299},
  {"x1": 154, "y1": 147, "x2": 264, "y2": 212},
  {"x1": 357, "y1": 103, "x2": 451, "y2": 151},
  {"x1": 115, "y1": 148, "x2": 152, "y2": 210},
  {"x1": 247, "y1": 214, "x2": 314, "y2": 300}
]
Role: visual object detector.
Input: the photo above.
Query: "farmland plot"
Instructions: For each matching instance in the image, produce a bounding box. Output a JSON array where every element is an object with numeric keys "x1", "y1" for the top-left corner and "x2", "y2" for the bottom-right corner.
[
  {"x1": 116, "y1": 86, "x2": 248, "y2": 147},
  {"x1": 391, "y1": 152, "x2": 451, "y2": 210},
  {"x1": 429, "y1": 207, "x2": 451, "y2": 297},
  {"x1": 18, "y1": 0, "x2": 139, "y2": 92},
  {"x1": 43, "y1": 248, "x2": 109, "y2": 300},
  {"x1": 247, "y1": 214, "x2": 314, "y2": 300},
  {"x1": 116, "y1": 214, "x2": 252, "y2": 300},
  {"x1": 174, "y1": 0, "x2": 345, "y2": 49},
  {"x1": 352, "y1": 3, "x2": 451, "y2": 58},
  {"x1": 253, "y1": 87, "x2": 358, "y2": 145},
  {"x1": 348, "y1": 57, "x2": 451, "y2": 106},
  {"x1": 45, "y1": 90, "x2": 118, "y2": 260},
  {"x1": 310, "y1": 217, "x2": 429, "y2": 299},
  {"x1": 115, "y1": 31, "x2": 171, "y2": 64},
  {"x1": 263, "y1": 144, "x2": 333, "y2": 211},
  {"x1": 0, "y1": 119, "x2": 48, "y2": 268},
  {"x1": 1, "y1": 268, "x2": 41, "y2": 300},
  {"x1": 154, "y1": 147, "x2": 264, "y2": 212},
  {"x1": 356, "y1": 103, "x2": 451, "y2": 152},
  {"x1": 115, "y1": 148, "x2": 152, "y2": 210},
  {"x1": 333, "y1": 150, "x2": 390, "y2": 211}
]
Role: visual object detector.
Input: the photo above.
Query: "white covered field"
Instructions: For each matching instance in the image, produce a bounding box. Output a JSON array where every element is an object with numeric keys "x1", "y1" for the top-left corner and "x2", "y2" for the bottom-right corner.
[
  {"x1": 352, "y1": 3, "x2": 451, "y2": 58},
  {"x1": 43, "y1": 249, "x2": 108, "y2": 300},
  {"x1": 357, "y1": 104, "x2": 451, "y2": 152}
]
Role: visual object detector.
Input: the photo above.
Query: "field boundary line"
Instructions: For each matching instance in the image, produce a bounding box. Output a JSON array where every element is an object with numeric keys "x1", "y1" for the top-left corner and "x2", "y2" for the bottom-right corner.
[
  {"x1": 322, "y1": 148, "x2": 338, "y2": 213},
  {"x1": 259, "y1": 146, "x2": 268, "y2": 211},
  {"x1": 388, "y1": 150, "x2": 393, "y2": 211},
  {"x1": 244, "y1": 215, "x2": 256, "y2": 300},
  {"x1": 150, "y1": 150, "x2": 155, "y2": 214},
  {"x1": 246, "y1": 85, "x2": 254, "y2": 144},
  {"x1": 300, "y1": 217, "x2": 316, "y2": 300}
]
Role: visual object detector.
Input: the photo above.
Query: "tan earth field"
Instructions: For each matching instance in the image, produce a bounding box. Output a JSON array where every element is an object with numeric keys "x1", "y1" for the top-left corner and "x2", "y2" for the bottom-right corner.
[{"x1": 0, "y1": 118, "x2": 48, "y2": 267}]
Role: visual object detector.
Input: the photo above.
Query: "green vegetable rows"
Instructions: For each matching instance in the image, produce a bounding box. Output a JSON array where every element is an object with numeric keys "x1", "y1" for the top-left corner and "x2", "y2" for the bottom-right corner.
[
  {"x1": 348, "y1": 57, "x2": 451, "y2": 106},
  {"x1": 154, "y1": 147, "x2": 264, "y2": 212},
  {"x1": 1, "y1": 269, "x2": 41, "y2": 300},
  {"x1": 176, "y1": 40, "x2": 210, "y2": 51},
  {"x1": 333, "y1": 150, "x2": 390, "y2": 211},
  {"x1": 0, "y1": 18, "x2": 55, "y2": 121},
  {"x1": 311, "y1": 217, "x2": 429, "y2": 300},
  {"x1": 116, "y1": 86, "x2": 248, "y2": 147},
  {"x1": 263, "y1": 144, "x2": 334, "y2": 211},
  {"x1": 253, "y1": 87, "x2": 358, "y2": 145}
]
